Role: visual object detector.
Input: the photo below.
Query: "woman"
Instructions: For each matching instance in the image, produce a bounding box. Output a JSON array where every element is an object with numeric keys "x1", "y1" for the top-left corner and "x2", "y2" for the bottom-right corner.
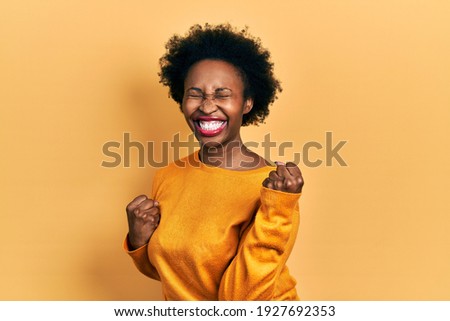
[{"x1": 124, "y1": 24, "x2": 304, "y2": 300}]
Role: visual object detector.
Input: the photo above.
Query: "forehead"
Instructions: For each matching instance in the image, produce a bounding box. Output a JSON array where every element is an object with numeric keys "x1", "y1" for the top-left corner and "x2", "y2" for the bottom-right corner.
[{"x1": 184, "y1": 59, "x2": 244, "y2": 90}]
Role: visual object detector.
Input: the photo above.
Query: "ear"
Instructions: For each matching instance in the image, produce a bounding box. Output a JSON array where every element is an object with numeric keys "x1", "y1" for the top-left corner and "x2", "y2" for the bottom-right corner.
[{"x1": 243, "y1": 97, "x2": 254, "y2": 114}]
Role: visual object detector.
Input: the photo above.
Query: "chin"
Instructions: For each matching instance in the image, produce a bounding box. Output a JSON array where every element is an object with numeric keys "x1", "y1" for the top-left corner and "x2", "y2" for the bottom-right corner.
[{"x1": 197, "y1": 136, "x2": 224, "y2": 148}]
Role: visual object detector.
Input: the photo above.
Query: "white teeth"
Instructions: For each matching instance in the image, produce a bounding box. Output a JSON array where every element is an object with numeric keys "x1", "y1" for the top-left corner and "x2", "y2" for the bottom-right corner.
[{"x1": 198, "y1": 120, "x2": 225, "y2": 131}]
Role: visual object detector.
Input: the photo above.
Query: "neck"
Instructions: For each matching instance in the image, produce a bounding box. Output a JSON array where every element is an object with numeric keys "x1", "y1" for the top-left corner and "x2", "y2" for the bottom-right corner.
[
  {"x1": 199, "y1": 138, "x2": 254, "y2": 170},
  {"x1": 198, "y1": 136, "x2": 267, "y2": 170}
]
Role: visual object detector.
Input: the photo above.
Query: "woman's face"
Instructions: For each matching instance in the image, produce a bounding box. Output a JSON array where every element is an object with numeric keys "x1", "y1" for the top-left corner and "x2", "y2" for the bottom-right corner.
[{"x1": 181, "y1": 59, "x2": 253, "y2": 147}]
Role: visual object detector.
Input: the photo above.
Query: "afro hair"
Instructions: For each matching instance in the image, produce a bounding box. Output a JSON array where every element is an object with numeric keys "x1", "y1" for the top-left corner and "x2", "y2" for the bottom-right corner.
[{"x1": 158, "y1": 23, "x2": 282, "y2": 126}]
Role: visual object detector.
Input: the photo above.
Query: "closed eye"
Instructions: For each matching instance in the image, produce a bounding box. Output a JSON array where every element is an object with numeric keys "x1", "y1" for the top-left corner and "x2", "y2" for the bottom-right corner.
[
  {"x1": 187, "y1": 93, "x2": 203, "y2": 99},
  {"x1": 214, "y1": 93, "x2": 231, "y2": 100},
  {"x1": 214, "y1": 88, "x2": 232, "y2": 100}
]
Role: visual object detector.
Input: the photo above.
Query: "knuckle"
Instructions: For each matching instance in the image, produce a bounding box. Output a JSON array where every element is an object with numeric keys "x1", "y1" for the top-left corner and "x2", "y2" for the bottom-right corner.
[{"x1": 269, "y1": 171, "x2": 280, "y2": 180}]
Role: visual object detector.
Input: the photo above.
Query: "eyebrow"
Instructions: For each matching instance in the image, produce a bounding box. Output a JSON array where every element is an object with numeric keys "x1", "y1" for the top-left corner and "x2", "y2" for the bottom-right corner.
[{"x1": 186, "y1": 87, "x2": 202, "y2": 92}]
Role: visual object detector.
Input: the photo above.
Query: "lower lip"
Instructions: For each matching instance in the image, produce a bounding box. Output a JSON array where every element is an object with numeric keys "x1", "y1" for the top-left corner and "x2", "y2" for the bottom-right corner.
[{"x1": 195, "y1": 121, "x2": 227, "y2": 137}]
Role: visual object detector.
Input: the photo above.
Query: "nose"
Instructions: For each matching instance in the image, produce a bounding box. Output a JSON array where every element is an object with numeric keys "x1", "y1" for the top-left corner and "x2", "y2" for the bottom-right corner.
[{"x1": 198, "y1": 97, "x2": 218, "y2": 114}]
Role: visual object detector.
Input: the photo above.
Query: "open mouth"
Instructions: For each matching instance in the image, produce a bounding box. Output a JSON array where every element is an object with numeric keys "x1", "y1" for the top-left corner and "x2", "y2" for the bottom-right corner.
[{"x1": 194, "y1": 118, "x2": 227, "y2": 137}]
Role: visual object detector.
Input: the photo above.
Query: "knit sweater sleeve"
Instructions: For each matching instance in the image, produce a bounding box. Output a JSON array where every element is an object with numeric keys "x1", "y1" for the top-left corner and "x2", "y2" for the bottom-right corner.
[
  {"x1": 123, "y1": 171, "x2": 162, "y2": 281},
  {"x1": 218, "y1": 186, "x2": 301, "y2": 300},
  {"x1": 123, "y1": 237, "x2": 160, "y2": 280}
]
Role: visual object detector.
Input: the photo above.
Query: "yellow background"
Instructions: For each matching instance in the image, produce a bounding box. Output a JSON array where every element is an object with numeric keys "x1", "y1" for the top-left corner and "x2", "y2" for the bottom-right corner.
[{"x1": 1, "y1": 0, "x2": 449, "y2": 300}]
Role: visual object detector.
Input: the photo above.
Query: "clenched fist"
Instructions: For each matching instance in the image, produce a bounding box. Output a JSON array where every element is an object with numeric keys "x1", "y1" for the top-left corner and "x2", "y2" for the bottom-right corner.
[
  {"x1": 263, "y1": 162, "x2": 304, "y2": 193},
  {"x1": 126, "y1": 195, "x2": 160, "y2": 250}
]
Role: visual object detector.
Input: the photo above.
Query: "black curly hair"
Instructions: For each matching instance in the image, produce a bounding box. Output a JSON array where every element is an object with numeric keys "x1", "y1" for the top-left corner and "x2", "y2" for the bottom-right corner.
[{"x1": 158, "y1": 23, "x2": 282, "y2": 126}]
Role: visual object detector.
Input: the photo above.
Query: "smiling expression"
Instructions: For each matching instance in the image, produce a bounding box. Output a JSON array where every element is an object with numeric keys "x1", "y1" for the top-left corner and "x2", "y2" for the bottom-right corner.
[{"x1": 181, "y1": 59, "x2": 253, "y2": 147}]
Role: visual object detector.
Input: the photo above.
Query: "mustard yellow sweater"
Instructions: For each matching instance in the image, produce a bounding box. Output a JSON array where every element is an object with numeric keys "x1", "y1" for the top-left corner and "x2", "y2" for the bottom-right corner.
[{"x1": 124, "y1": 151, "x2": 301, "y2": 300}]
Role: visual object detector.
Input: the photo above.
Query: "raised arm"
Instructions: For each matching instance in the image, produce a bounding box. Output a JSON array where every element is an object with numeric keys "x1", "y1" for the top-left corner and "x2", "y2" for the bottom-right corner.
[
  {"x1": 123, "y1": 172, "x2": 162, "y2": 280},
  {"x1": 218, "y1": 162, "x2": 304, "y2": 300}
]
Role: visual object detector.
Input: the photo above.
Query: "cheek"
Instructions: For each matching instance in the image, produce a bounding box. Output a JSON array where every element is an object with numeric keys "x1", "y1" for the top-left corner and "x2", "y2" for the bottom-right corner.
[
  {"x1": 227, "y1": 101, "x2": 247, "y2": 120},
  {"x1": 181, "y1": 104, "x2": 197, "y2": 131},
  {"x1": 181, "y1": 102, "x2": 192, "y2": 119}
]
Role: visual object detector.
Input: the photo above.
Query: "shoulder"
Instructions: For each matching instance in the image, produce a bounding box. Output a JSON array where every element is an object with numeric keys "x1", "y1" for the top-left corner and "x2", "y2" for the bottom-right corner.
[{"x1": 153, "y1": 152, "x2": 200, "y2": 179}]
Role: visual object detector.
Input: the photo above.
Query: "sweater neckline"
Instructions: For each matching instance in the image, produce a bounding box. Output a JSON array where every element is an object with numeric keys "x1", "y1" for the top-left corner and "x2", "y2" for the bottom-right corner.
[{"x1": 189, "y1": 150, "x2": 274, "y2": 175}]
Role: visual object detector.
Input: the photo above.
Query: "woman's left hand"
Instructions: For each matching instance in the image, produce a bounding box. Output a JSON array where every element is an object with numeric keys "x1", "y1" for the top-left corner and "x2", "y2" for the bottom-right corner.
[{"x1": 263, "y1": 162, "x2": 304, "y2": 193}]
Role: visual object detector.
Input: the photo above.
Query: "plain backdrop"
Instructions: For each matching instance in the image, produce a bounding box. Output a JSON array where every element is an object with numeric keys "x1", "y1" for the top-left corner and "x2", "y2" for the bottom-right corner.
[{"x1": 1, "y1": 0, "x2": 449, "y2": 300}]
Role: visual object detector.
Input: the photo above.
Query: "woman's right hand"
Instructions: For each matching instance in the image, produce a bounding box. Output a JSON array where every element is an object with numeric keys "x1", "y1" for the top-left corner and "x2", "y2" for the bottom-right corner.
[{"x1": 126, "y1": 195, "x2": 160, "y2": 250}]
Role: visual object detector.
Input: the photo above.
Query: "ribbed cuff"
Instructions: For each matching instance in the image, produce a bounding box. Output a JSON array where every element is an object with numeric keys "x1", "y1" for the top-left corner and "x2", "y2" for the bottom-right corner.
[
  {"x1": 123, "y1": 233, "x2": 149, "y2": 254},
  {"x1": 259, "y1": 187, "x2": 301, "y2": 223}
]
